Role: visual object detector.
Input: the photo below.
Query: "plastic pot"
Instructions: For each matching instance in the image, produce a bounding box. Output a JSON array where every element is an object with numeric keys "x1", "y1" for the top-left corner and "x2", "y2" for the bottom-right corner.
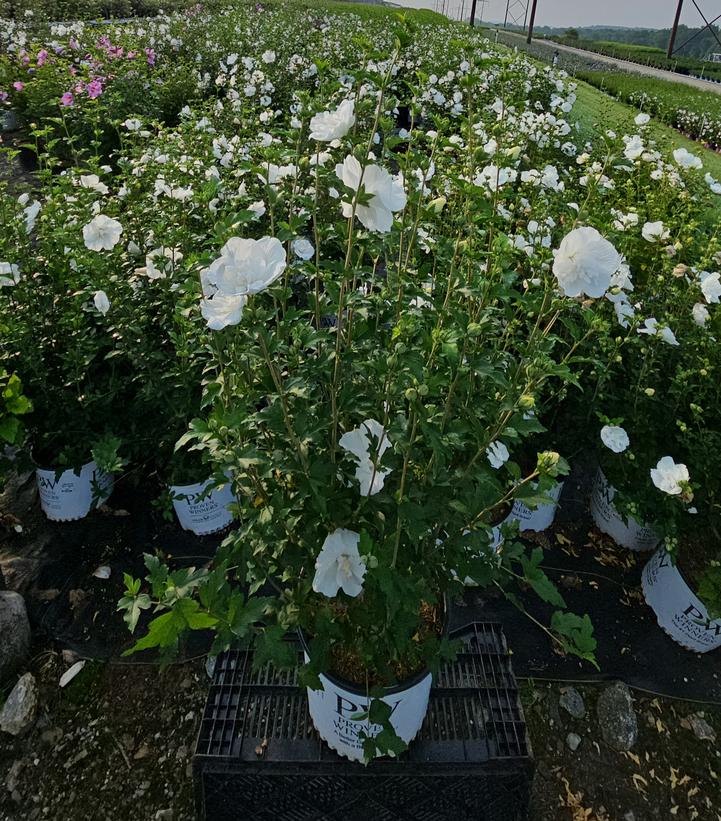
[
  {"x1": 169, "y1": 476, "x2": 235, "y2": 536},
  {"x1": 590, "y1": 468, "x2": 660, "y2": 552},
  {"x1": 642, "y1": 547, "x2": 721, "y2": 654},
  {"x1": 509, "y1": 479, "x2": 564, "y2": 533},
  {"x1": 299, "y1": 601, "x2": 446, "y2": 762},
  {"x1": 36, "y1": 460, "x2": 113, "y2": 521}
]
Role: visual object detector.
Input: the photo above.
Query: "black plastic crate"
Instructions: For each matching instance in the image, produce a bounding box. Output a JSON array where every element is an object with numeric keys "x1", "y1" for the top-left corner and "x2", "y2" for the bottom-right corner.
[{"x1": 193, "y1": 622, "x2": 533, "y2": 821}]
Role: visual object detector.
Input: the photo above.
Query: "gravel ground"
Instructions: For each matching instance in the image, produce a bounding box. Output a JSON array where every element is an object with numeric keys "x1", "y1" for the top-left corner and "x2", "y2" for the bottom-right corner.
[{"x1": 0, "y1": 653, "x2": 207, "y2": 821}]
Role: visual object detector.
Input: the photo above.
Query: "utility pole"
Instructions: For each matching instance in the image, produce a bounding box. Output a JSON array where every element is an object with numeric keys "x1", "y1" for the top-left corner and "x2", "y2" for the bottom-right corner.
[
  {"x1": 469, "y1": 0, "x2": 477, "y2": 26},
  {"x1": 667, "y1": 0, "x2": 684, "y2": 57},
  {"x1": 526, "y1": 0, "x2": 538, "y2": 43}
]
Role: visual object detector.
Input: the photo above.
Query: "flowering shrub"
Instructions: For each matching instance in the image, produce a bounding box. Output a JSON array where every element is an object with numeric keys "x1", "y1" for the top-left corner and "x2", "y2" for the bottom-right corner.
[
  {"x1": 2, "y1": 0, "x2": 721, "y2": 752},
  {"x1": 0, "y1": 16, "x2": 199, "y2": 160},
  {"x1": 576, "y1": 69, "x2": 721, "y2": 151}
]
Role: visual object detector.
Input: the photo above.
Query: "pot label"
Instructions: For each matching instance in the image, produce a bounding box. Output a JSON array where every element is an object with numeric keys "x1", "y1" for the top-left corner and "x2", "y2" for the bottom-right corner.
[
  {"x1": 510, "y1": 480, "x2": 564, "y2": 533},
  {"x1": 590, "y1": 469, "x2": 659, "y2": 552},
  {"x1": 642, "y1": 548, "x2": 721, "y2": 653},
  {"x1": 36, "y1": 461, "x2": 113, "y2": 521},
  {"x1": 305, "y1": 666, "x2": 431, "y2": 762},
  {"x1": 170, "y1": 477, "x2": 235, "y2": 535}
]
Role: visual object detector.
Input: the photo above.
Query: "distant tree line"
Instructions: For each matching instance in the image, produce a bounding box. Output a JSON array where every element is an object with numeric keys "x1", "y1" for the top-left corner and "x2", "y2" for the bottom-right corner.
[{"x1": 530, "y1": 25, "x2": 721, "y2": 60}]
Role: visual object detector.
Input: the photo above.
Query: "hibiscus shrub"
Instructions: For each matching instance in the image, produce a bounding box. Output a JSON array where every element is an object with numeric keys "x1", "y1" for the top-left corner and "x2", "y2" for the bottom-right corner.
[{"x1": 3, "y1": 0, "x2": 721, "y2": 758}]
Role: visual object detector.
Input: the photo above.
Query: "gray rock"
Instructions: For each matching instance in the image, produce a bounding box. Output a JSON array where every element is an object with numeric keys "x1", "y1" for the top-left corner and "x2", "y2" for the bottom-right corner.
[
  {"x1": 0, "y1": 558, "x2": 40, "y2": 595},
  {"x1": 0, "y1": 592, "x2": 31, "y2": 682},
  {"x1": 559, "y1": 687, "x2": 586, "y2": 720},
  {"x1": 5, "y1": 759, "x2": 23, "y2": 793},
  {"x1": 0, "y1": 673, "x2": 38, "y2": 736},
  {"x1": 597, "y1": 681, "x2": 638, "y2": 751},
  {"x1": 624, "y1": 812, "x2": 636, "y2": 821},
  {"x1": 688, "y1": 713, "x2": 716, "y2": 742},
  {"x1": 155, "y1": 809, "x2": 173, "y2": 820},
  {"x1": 566, "y1": 732, "x2": 582, "y2": 751}
]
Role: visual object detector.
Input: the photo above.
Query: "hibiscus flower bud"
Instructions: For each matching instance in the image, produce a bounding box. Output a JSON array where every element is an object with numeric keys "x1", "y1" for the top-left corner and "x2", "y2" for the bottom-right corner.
[
  {"x1": 518, "y1": 394, "x2": 535, "y2": 410},
  {"x1": 536, "y1": 451, "x2": 560, "y2": 475}
]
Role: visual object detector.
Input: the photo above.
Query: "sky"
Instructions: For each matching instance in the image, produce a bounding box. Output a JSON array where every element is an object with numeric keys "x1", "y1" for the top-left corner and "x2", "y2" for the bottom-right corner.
[{"x1": 391, "y1": 0, "x2": 706, "y2": 29}]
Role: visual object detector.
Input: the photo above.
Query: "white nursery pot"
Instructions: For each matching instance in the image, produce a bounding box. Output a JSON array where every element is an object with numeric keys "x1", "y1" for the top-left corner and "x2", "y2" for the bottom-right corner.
[
  {"x1": 169, "y1": 476, "x2": 235, "y2": 535},
  {"x1": 642, "y1": 547, "x2": 721, "y2": 654},
  {"x1": 590, "y1": 468, "x2": 660, "y2": 552},
  {"x1": 303, "y1": 652, "x2": 432, "y2": 762},
  {"x1": 36, "y1": 461, "x2": 113, "y2": 521},
  {"x1": 509, "y1": 480, "x2": 564, "y2": 533}
]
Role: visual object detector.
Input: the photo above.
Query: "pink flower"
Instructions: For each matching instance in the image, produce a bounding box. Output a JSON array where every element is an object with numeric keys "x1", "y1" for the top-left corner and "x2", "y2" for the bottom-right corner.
[
  {"x1": 60, "y1": 92, "x2": 74, "y2": 106},
  {"x1": 0, "y1": 91, "x2": 8, "y2": 102},
  {"x1": 36, "y1": 49, "x2": 48, "y2": 66},
  {"x1": 12, "y1": 82, "x2": 24, "y2": 92},
  {"x1": 145, "y1": 48, "x2": 156, "y2": 66},
  {"x1": 86, "y1": 79, "x2": 103, "y2": 99}
]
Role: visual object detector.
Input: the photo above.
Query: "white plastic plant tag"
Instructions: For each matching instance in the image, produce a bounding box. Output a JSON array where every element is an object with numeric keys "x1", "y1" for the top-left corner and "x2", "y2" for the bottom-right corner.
[
  {"x1": 590, "y1": 468, "x2": 660, "y2": 552},
  {"x1": 36, "y1": 461, "x2": 113, "y2": 522},
  {"x1": 170, "y1": 476, "x2": 235, "y2": 536},
  {"x1": 304, "y1": 655, "x2": 432, "y2": 762},
  {"x1": 509, "y1": 480, "x2": 564, "y2": 533},
  {"x1": 59, "y1": 660, "x2": 86, "y2": 688},
  {"x1": 642, "y1": 548, "x2": 721, "y2": 654}
]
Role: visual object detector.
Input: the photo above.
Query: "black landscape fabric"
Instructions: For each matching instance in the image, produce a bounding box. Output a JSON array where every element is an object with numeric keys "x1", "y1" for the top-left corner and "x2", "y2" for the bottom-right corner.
[
  {"x1": 452, "y1": 466, "x2": 721, "y2": 705},
  {"x1": 11, "y1": 465, "x2": 721, "y2": 702}
]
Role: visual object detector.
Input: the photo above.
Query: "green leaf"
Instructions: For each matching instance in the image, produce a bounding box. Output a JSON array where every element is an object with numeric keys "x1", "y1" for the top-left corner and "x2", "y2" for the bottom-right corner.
[
  {"x1": 175, "y1": 597, "x2": 218, "y2": 630},
  {"x1": 368, "y1": 698, "x2": 392, "y2": 725},
  {"x1": 144, "y1": 553, "x2": 169, "y2": 593},
  {"x1": 123, "y1": 611, "x2": 180, "y2": 656},
  {"x1": 519, "y1": 548, "x2": 566, "y2": 609},
  {"x1": 551, "y1": 611, "x2": 598, "y2": 668},
  {"x1": 0, "y1": 416, "x2": 20, "y2": 444},
  {"x1": 117, "y1": 592, "x2": 151, "y2": 633},
  {"x1": 253, "y1": 625, "x2": 297, "y2": 670}
]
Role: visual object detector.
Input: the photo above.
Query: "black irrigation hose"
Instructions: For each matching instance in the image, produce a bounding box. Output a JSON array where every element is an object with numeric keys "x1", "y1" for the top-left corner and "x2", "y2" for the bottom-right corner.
[{"x1": 540, "y1": 564, "x2": 630, "y2": 588}]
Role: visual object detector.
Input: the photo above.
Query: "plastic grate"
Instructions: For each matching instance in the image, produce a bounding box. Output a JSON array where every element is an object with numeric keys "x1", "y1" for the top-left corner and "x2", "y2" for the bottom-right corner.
[
  {"x1": 197, "y1": 622, "x2": 529, "y2": 760},
  {"x1": 194, "y1": 622, "x2": 533, "y2": 821}
]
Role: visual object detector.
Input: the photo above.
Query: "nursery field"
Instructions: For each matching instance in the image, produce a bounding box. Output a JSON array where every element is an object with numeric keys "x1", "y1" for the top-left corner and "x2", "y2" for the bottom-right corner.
[
  {"x1": 2, "y1": 0, "x2": 721, "y2": 819},
  {"x1": 546, "y1": 35, "x2": 721, "y2": 84}
]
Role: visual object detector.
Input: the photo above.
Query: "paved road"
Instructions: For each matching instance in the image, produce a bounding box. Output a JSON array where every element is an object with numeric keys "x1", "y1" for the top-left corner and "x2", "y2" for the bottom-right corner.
[{"x1": 500, "y1": 30, "x2": 721, "y2": 96}]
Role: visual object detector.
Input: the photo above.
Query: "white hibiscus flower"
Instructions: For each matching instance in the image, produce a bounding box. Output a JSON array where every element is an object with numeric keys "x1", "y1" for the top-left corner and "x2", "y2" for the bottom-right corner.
[
  {"x1": 83, "y1": 215, "x2": 123, "y2": 251},
  {"x1": 309, "y1": 99, "x2": 355, "y2": 142},
  {"x1": 650, "y1": 457, "x2": 689, "y2": 496},
  {"x1": 312, "y1": 529, "x2": 366, "y2": 598},
  {"x1": 486, "y1": 440, "x2": 509, "y2": 470},
  {"x1": 335, "y1": 155, "x2": 406, "y2": 233},
  {"x1": 203, "y1": 236, "x2": 286, "y2": 297},
  {"x1": 339, "y1": 419, "x2": 391, "y2": 496},
  {"x1": 552, "y1": 227, "x2": 622, "y2": 299},
  {"x1": 93, "y1": 290, "x2": 110, "y2": 315},
  {"x1": 600, "y1": 425, "x2": 629, "y2": 454}
]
